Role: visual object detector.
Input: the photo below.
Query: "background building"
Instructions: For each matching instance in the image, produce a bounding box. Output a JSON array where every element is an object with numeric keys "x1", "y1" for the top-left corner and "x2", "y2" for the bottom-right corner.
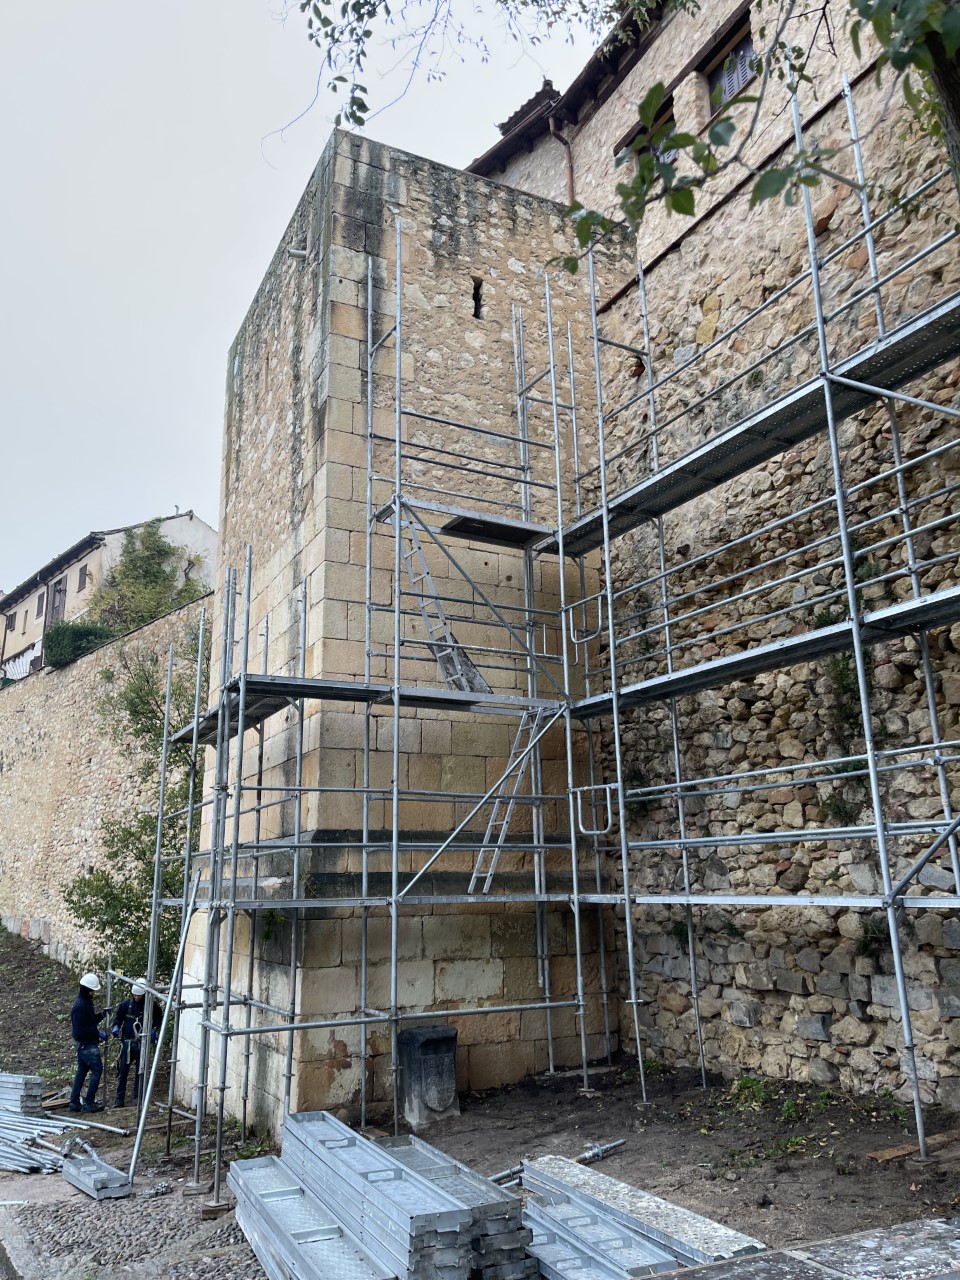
[{"x1": 0, "y1": 511, "x2": 216, "y2": 680}]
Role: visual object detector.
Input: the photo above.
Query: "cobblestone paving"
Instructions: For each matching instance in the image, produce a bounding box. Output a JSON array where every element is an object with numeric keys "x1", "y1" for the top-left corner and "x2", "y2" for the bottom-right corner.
[{"x1": 14, "y1": 1191, "x2": 266, "y2": 1278}]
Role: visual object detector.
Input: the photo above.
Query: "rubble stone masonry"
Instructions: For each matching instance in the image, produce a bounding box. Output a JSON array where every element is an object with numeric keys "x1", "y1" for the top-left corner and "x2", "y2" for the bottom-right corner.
[
  {"x1": 176, "y1": 131, "x2": 634, "y2": 1122},
  {"x1": 582, "y1": 16, "x2": 960, "y2": 1104},
  {"x1": 187, "y1": 0, "x2": 960, "y2": 1116},
  {"x1": 0, "y1": 598, "x2": 207, "y2": 969}
]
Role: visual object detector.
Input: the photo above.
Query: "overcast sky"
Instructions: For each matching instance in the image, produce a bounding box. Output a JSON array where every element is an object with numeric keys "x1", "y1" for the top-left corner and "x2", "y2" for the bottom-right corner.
[{"x1": 0, "y1": 2, "x2": 595, "y2": 593}]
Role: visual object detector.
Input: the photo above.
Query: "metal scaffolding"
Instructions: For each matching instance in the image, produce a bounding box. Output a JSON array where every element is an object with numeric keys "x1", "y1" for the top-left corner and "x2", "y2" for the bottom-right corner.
[{"x1": 143, "y1": 75, "x2": 960, "y2": 1198}]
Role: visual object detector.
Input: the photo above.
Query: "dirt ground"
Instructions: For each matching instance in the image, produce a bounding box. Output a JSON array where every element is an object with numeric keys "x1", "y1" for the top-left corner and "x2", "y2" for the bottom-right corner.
[
  {"x1": 426, "y1": 1064, "x2": 960, "y2": 1249},
  {"x1": 0, "y1": 929, "x2": 77, "y2": 1083},
  {"x1": 1, "y1": 930, "x2": 959, "y2": 1277}
]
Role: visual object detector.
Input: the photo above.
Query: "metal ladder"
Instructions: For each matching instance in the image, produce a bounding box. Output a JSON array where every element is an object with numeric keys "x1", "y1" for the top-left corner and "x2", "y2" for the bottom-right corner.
[
  {"x1": 468, "y1": 707, "x2": 549, "y2": 895},
  {"x1": 398, "y1": 508, "x2": 492, "y2": 694}
]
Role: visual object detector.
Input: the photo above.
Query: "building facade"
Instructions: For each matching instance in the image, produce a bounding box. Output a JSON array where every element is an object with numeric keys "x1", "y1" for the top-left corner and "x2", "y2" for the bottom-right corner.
[
  {"x1": 0, "y1": 511, "x2": 217, "y2": 681},
  {"x1": 167, "y1": 0, "x2": 960, "y2": 1140}
]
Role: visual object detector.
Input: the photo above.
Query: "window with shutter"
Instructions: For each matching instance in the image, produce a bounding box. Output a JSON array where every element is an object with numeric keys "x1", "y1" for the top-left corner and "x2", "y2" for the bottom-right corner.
[
  {"x1": 615, "y1": 100, "x2": 678, "y2": 172},
  {"x1": 78, "y1": 564, "x2": 88, "y2": 591},
  {"x1": 5, "y1": 612, "x2": 15, "y2": 632},
  {"x1": 707, "y1": 31, "x2": 755, "y2": 111},
  {"x1": 651, "y1": 111, "x2": 679, "y2": 165}
]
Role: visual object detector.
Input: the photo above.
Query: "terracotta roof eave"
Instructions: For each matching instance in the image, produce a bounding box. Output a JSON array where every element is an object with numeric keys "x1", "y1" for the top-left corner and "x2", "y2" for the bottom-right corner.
[
  {"x1": 469, "y1": 99, "x2": 560, "y2": 175},
  {"x1": 0, "y1": 533, "x2": 107, "y2": 611},
  {"x1": 468, "y1": 6, "x2": 665, "y2": 179}
]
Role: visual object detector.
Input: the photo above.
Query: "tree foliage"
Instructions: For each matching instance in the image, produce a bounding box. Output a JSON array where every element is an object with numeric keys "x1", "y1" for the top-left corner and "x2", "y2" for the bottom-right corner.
[
  {"x1": 85, "y1": 518, "x2": 208, "y2": 636},
  {"x1": 295, "y1": 0, "x2": 960, "y2": 241},
  {"x1": 63, "y1": 632, "x2": 208, "y2": 980},
  {"x1": 43, "y1": 619, "x2": 114, "y2": 668}
]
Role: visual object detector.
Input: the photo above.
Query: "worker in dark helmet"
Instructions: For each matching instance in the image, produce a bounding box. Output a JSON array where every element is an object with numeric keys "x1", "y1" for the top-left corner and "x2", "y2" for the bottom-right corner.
[
  {"x1": 110, "y1": 978, "x2": 161, "y2": 1109},
  {"x1": 69, "y1": 972, "x2": 109, "y2": 1113}
]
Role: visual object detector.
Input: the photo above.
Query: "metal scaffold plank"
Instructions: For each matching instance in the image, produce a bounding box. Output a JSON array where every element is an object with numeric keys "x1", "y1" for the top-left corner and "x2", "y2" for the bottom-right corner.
[
  {"x1": 378, "y1": 496, "x2": 552, "y2": 549},
  {"x1": 553, "y1": 291, "x2": 960, "y2": 557},
  {"x1": 523, "y1": 1156, "x2": 764, "y2": 1267},
  {"x1": 174, "y1": 673, "x2": 562, "y2": 746},
  {"x1": 574, "y1": 583, "x2": 960, "y2": 718},
  {"x1": 229, "y1": 1154, "x2": 397, "y2": 1280},
  {"x1": 524, "y1": 1195, "x2": 678, "y2": 1276}
]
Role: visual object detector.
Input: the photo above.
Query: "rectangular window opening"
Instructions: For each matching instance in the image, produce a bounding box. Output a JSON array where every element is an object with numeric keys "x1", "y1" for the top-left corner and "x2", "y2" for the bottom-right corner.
[
  {"x1": 35, "y1": 591, "x2": 45, "y2": 619},
  {"x1": 704, "y1": 24, "x2": 755, "y2": 113},
  {"x1": 472, "y1": 276, "x2": 483, "y2": 320},
  {"x1": 615, "y1": 98, "x2": 678, "y2": 173},
  {"x1": 5, "y1": 612, "x2": 15, "y2": 632}
]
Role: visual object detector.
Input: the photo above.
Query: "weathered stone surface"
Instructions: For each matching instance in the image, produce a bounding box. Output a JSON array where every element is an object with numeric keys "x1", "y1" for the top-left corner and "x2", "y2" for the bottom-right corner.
[
  {"x1": 796, "y1": 1015, "x2": 832, "y2": 1042},
  {"x1": 0, "y1": 599, "x2": 206, "y2": 967},
  {"x1": 831, "y1": 1015, "x2": 873, "y2": 1047},
  {"x1": 871, "y1": 975, "x2": 933, "y2": 1011},
  {"x1": 806, "y1": 1057, "x2": 839, "y2": 1086},
  {"x1": 728, "y1": 1000, "x2": 761, "y2": 1028}
]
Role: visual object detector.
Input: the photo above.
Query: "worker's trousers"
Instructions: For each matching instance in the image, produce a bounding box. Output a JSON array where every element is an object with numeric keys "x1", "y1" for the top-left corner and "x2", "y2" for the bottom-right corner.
[
  {"x1": 70, "y1": 1042, "x2": 103, "y2": 1108},
  {"x1": 114, "y1": 1038, "x2": 141, "y2": 1108}
]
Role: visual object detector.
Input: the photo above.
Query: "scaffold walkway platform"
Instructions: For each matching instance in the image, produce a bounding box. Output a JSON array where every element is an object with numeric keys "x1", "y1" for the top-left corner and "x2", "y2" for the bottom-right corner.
[
  {"x1": 174, "y1": 674, "x2": 561, "y2": 746},
  {"x1": 573, "y1": 582, "x2": 960, "y2": 718},
  {"x1": 552, "y1": 290, "x2": 960, "y2": 557}
]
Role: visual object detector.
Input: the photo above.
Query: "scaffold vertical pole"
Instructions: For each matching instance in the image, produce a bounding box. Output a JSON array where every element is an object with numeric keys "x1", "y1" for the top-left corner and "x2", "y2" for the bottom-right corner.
[
  {"x1": 240, "y1": 614, "x2": 267, "y2": 1140},
  {"x1": 166, "y1": 606, "x2": 207, "y2": 1154},
  {"x1": 636, "y1": 258, "x2": 708, "y2": 1089},
  {"x1": 587, "y1": 248, "x2": 647, "y2": 1098},
  {"x1": 390, "y1": 216, "x2": 404, "y2": 1132},
  {"x1": 283, "y1": 577, "x2": 308, "y2": 1114},
  {"x1": 361, "y1": 253, "x2": 377, "y2": 1127},
  {"x1": 140, "y1": 644, "x2": 175, "y2": 1122},
  {"x1": 191, "y1": 566, "x2": 234, "y2": 1188},
  {"x1": 545, "y1": 273, "x2": 591, "y2": 1089},
  {"x1": 512, "y1": 302, "x2": 555, "y2": 1073},
  {"x1": 791, "y1": 85, "x2": 927, "y2": 1157},
  {"x1": 212, "y1": 545, "x2": 254, "y2": 1203}
]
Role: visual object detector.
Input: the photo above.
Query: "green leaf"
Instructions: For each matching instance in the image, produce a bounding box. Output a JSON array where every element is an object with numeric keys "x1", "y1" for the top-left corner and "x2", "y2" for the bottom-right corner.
[
  {"x1": 943, "y1": 7, "x2": 960, "y2": 57},
  {"x1": 708, "y1": 117, "x2": 736, "y2": 148},
  {"x1": 902, "y1": 73, "x2": 920, "y2": 110},
  {"x1": 574, "y1": 214, "x2": 593, "y2": 247},
  {"x1": 750, "y1": 168, "x2": 791, "y2": 207},
  {"x1": 638, "y1": 82, "x2": 665, "y2": 129},
  {"x1": 663, "y1": 131, "x2": 697, "y2": 149},
  {"x1": 667, "y1": 187, "x2": 695, "y2": 216}
]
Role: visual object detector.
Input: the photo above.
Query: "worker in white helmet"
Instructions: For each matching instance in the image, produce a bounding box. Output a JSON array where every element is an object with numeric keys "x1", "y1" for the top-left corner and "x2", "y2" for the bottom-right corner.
[
  {"x1": 109, "y1": 979, "x2": 161, "y2": 1109},
  {"x1": 68, "y1": 973, "x2": 108, "y2": 1113}
]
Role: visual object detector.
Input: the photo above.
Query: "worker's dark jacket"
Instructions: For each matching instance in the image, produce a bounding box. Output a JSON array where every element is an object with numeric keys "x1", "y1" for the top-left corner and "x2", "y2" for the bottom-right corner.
[
  {"x1": 111, "y1": 997, "x2": 161, "y2": 1041},
  {"x1": 70, "y1": 990, "x2": 105, "y2": 1046}
]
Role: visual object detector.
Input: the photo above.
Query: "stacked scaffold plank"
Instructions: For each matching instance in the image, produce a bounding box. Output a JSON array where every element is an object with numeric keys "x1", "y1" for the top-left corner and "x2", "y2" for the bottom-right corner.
[
  {"x1": 522, "y1": 1192, "x2": 676, "y2": 1280},
  {"x1": 522, "y1": 1156, "x2": 764, "y2": 1270},
  {"x1": 228, "y1": 1154, "x2": 397, "y2": 1280},
  {"x1": 0, "y1": 1073, "x2": 44, "y2": 1117},
  {"x1": 378, "y1": 1135, "x2": 538, "y2": 1280},
  {"x1": 281, "y1": 1111, "x2": 474, "y2": 1280}
]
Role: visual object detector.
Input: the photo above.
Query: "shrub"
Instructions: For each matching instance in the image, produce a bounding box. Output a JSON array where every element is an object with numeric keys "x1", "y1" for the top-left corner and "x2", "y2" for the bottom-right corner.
[{"x1": 44, "y1": 619, "x2": 114, "y2": 668}]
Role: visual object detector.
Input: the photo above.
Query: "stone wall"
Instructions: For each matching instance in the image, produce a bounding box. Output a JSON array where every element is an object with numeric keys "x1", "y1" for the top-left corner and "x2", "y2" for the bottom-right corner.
[
  {"x1": 181, "y1": 3, "x2": 960, "y2": 1122},
  {"x1": 583, "y1": 56, "x2": 960, "y2": 1102},
  {"x1": 177, "y1": 900, "x2": 613, "y2": 1129},
  {"x1": 484, "y1": 1, "x2": 890, "y2": 269},
  {"x1": 175, "y1": 133, "x2": 636, "y2": 1123},
  {"x1": 0, "y1": 597, "x2": 208, "y2": 969}
]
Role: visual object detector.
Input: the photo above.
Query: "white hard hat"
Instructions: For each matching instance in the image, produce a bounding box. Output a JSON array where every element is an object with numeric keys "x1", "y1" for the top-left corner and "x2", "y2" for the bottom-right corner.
[
  {"x1": 79, "y1": 972, "x2": 101, "y2": 992},
  {"x1": 131, "y1": 980, "x2": 147, "y2": 998}
]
